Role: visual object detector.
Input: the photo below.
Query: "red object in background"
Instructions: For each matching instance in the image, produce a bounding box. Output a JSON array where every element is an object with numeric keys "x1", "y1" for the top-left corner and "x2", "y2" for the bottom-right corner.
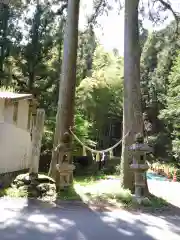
[
  {"x1": 173, "y1": 170, "x2": 177, "y2": 182},
  {"x1": 167, "y1": 169, "x2": 171, "y2": 180}
]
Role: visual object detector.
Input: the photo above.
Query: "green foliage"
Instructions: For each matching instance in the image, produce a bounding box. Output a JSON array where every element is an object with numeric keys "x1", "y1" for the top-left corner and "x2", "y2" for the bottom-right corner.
[
  {"x1": 0, "y1": 187, "x2": 28, "y2": 198},
  {"x1": 0, "y1": 86, "x2": 15, "y2": 92},
  {"x1": 74, "y1": 111, "x2": 92, "y2": 140},
  {"x1": 176, "y1": 169, "x2": 180, "y2": 181},
  {"x1": 141, "y1": 21, "x2": 180, "y2": 162},
  {"x1": 42, "y1": 111, "x2": 92, "y2": 156},
  {"x1": 77, "y1": 25, "x2": 96, "y2": 82},
  {"x1": 57, "y1": 186, "x2": 81, "y2": 201},
  {"x1": 73, "y1": 111, "x2": 93, "y2": 156},
  {"x1": 159, "y1": 51, "x2": 180, "y2": 160},
  {"x1": 76, "y1": 45, "x2": 123, "y2": 145}
]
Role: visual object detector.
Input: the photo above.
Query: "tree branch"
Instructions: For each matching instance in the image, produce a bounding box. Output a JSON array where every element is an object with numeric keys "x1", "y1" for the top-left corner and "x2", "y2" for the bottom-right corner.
[
  {"x1": 158, "y1": 0, "x2": 179, "y2": 33},
  {"x1": 12, "y1": 74, "x2": 28, "y2": 90},
  {"x1": 56, "y1": 3, "x2": 68, "y2": 16},
  {"x1": 88, "y1": 0, "x2": 105, "y2": 25}
]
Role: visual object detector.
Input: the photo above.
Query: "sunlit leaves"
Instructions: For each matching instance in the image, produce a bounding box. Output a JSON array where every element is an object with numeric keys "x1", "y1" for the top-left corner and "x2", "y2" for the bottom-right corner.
[{"x1": 76, "y1": 44, "x2": 124, "y2": 136}]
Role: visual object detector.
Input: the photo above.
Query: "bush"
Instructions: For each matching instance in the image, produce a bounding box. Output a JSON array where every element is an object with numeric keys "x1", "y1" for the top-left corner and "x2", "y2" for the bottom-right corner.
[
  {"x1": 147, "y1": 133, "x2": 172, "y2": 162},
  {"x1": 174, "y1": 169, "x2": 180, "y2": 181}
]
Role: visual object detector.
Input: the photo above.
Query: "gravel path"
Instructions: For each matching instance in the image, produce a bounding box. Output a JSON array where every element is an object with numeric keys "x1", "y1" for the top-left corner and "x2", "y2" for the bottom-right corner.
[
  {"x1": 0, "y1": 198, "x2": 180, "y2": 240},
  {"x1": 1, "y1": 173, "x2": 180, "y2": 239}
]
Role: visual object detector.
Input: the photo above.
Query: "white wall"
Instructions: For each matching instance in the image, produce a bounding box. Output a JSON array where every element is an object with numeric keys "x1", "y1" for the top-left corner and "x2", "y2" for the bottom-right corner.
[
  {"x1": 4, "y1": 100, "x2": 14, "y2": 124},
  {"x1": 0, "y1": 122, "x2": 31, "y2": 174},
  {"x1": 0, "y1": 99, "x2": 4, "y2": 122},
  {"x1": 0, "y1": 98, "x2": 30, "y2": 131},
  {"x1": 17, "y1": 99, "x2": 29, "y2": 130}
]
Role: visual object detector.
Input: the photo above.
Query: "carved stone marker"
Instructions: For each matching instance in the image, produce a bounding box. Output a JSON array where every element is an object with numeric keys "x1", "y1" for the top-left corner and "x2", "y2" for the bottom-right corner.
[
  {"x1": 129, "y1": 133, "x2": 152, "y2": 203},
  {"x1": 29, "y1": 109, "x2": 45, "y2": 178}
]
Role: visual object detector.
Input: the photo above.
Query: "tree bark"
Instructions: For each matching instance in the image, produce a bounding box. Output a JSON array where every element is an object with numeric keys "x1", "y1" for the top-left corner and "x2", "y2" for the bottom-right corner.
[
  {"x1": 120, "y1": 0, "x2": 145, "y2": 192},
  {"x1": 49, "y1": 0, "x2": 80, "y2": 179},
  {"x1": 0, "y1": 3, "x2": 9, "y2": 82}
]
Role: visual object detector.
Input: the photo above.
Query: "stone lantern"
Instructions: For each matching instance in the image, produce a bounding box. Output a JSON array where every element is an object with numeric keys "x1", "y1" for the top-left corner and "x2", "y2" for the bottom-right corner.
[{"x1": 129, "y1": 133, "x2": 152, "y2": 203}]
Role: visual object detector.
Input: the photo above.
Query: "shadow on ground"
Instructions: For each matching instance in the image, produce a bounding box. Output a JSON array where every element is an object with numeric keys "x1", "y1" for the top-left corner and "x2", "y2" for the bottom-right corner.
[{"x1": 0, "y1": 197, "x2": 180, "y2": 240}]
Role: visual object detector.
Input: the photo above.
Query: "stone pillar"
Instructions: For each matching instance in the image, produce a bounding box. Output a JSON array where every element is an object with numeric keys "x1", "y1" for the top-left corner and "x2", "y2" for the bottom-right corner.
[
  {"x1": 129, "y1": 133, "x2": 152, "y2": 203},
  {"x1": 29, "y1": 108, "x2": 45, "y2": 179}
]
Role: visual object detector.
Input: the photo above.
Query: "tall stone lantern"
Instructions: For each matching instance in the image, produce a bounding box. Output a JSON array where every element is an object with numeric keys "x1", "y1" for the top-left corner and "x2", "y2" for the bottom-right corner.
[{"x1": 129, "y1": 133, "x2": 152, "y2": 203}]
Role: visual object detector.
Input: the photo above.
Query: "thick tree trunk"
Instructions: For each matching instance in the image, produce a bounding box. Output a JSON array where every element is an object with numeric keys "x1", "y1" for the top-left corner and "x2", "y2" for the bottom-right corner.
[
  {"x1": 120, "y1": 0, "x2": 145, "y2": 192},
  {"x1": 49, "y1": 0, "x2": 80, "y2": 179}
]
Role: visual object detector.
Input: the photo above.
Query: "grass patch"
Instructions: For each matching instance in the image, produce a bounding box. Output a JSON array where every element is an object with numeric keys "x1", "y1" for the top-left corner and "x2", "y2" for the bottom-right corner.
[
  {"x1": 143, "y1": 195, "x2": 169, "y2": 209},
  {"x1": 106, "y1": 189, "x2": 133, "y2": 205},
  {"x1": 84, "y1": 189, "x2": 133, "y2": 208},
  {"x1": 57, "y1": 186, "x2": 81, "y2": 201},
  {"x1": 83, "y1": 190, "x2": 168, "y2": 210},
  {"x1": 0, "y1": 187, "x2": 28, "y2": 198},
  {"x1": 74, "y1": 175, "x2": 169, "y2": 210},
  {"x1": 74, "y1": 174, "x2": 107, "y2": 186}
]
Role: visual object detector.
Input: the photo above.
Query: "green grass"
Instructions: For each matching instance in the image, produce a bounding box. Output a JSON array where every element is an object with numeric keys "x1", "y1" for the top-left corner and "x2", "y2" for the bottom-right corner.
[
  {"x1": 143, "y1": 195, "x2": 169, "y2": 209},
  {"x1": 73, "y1": 175, "x2": 169, "y2": 210},
  {"x1": 81, "y1": 187, "x2": 168, "y2": 210},
  {"x1": 0, "y1": 187, "x2": 28, "y2": 198},
  {"x1": 57, "y1": 174, "x2": 108, "y2": 200},
  {"x1": 57, "y1": 186, "x2": 81, "y2": 201},
  {"x1": 105, "y1": 189, "x2": 133, "y2": 205},
  {"x1": 74, "y1": 174, "x2": 107, "y2": 186}
]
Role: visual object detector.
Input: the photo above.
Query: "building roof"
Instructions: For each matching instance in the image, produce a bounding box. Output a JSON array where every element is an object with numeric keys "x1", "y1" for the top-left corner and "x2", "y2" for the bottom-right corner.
[{"x1": 0, "y1": 92, "x2": 33, "y2": 100}]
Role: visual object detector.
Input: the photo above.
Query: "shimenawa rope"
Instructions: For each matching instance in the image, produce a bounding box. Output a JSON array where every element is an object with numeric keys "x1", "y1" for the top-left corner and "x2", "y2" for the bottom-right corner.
[{"x1": 69, "y1": 127, "x2": 130, "y2": 154}]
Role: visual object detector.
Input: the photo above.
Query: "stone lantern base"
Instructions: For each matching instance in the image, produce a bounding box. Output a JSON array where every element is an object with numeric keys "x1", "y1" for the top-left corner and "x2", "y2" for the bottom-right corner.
[
  {"x1": 130, "y1": 163, "x2": 149, "y2": 204},
  {"x1": 56, "y1": 163, "x2": 75, "y2": 190}
]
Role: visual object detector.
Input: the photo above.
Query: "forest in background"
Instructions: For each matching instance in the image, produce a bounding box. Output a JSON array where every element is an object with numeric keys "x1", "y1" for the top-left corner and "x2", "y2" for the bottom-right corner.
[{"x1": 1, "y1": 1, "x2": 180, "y2": 172}]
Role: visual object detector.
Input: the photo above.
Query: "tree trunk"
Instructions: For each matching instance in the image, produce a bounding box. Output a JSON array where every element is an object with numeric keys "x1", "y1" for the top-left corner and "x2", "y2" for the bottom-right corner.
[
  {"x1": 49, "y1": 0, "x2": 80, "y2": 179},
  {"x1": 27, "y1": 4, "x2": 42, "y2": 92},
  {"x1": 120, "y1": 0, "x2": 145, "y2": 192},
  {"x1": 0, "y1": 3, "x2": 9, "y2": 84}
]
